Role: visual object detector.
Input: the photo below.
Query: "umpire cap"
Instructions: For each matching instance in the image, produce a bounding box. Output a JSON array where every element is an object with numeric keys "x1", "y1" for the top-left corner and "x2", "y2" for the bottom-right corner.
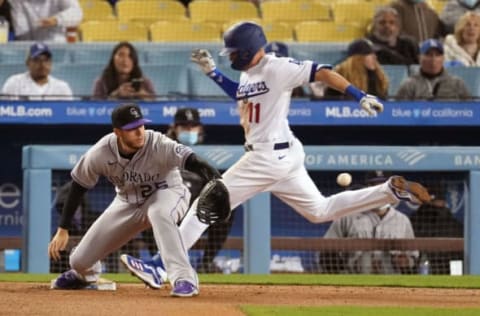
[{"x1": 111, "y1": 103, "x2": 151, "y2": 130}]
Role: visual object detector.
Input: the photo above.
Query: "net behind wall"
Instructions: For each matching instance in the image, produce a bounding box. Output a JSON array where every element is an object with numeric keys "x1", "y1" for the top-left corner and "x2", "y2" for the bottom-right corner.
[{"x1": 50, "y1": 169, "x2": 466, "y2": 275}]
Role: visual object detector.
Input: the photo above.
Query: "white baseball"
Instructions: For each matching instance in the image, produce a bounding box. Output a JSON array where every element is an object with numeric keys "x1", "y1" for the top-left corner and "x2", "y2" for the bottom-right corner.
[{"x1": 336, "y1": 172, "x2": 352, "y2": 187}]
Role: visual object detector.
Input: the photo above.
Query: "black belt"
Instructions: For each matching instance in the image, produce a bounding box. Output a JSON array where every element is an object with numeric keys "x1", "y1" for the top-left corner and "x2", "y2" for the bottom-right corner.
[{"x1": 244, "y1": 142, "x2": 290, "y2": 152}]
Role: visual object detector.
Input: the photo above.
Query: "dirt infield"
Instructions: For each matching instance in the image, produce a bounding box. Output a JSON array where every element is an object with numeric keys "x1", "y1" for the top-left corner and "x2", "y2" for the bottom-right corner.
[{"x1": 0, "y1": 282, "x2": 479, "y2": 316}]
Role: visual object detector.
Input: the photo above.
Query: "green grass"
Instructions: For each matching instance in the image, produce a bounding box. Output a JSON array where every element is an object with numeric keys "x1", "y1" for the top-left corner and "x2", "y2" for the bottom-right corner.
[
  {"x1": 241, "y1": 306, "x2": 480, "y2": 316},
  {"x1": 1, "y1": 273, "x2": 480, "y2": 289}
]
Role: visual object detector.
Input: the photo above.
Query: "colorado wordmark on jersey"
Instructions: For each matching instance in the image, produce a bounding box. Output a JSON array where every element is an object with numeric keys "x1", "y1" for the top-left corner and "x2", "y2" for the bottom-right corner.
[{"x1": 71, "y1": 130, "x2": 192, "y2": 205}]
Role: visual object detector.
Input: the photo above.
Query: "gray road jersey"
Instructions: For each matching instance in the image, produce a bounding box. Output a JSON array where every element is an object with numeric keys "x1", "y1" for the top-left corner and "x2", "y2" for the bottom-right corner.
[{"x1": 71, "y1": 129, "x2": 192, "y2": 205}]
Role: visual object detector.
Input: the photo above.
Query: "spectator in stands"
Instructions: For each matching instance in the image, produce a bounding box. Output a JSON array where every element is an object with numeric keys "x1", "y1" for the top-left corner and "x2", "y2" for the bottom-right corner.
[
  {"x1": 318, "y1": 38, "x2": 389, "y2": 100},
  {"x1": 441, "y1": 0, "x2": 480, "y2": 34},
  {"x1": 444, "y1": 11, "x2": 480, "y2": 66},
  {"x1": 390, "y1": 0, "x2": 445, "y2": 43},
  {"x1": 322, "y1": 171, "x2": 419, "y2": 274},
  {"x1": 92, "y1": 41, "x2": 156, "y2": 100},
  {"x1": 9, "y1": 0, "x2": 82, "y2": 42},
  {"x1": 264, "y1": 41, "x2": 308, "y2": 98},
  {"x1": 367, "y1": 6, "x2": 419, "y2": 65},
  {"x1": 396, "y1": 39, "x2": 471, "y2": 100},
  {"x1": 1, "y1": 42, "x2": 73, "y2": 100}
]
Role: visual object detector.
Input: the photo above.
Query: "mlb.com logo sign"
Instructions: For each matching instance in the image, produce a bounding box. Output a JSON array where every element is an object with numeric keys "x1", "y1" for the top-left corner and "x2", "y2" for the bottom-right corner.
[{"x1": 162, "y1": 106, "x2": 216, "y2": 118}]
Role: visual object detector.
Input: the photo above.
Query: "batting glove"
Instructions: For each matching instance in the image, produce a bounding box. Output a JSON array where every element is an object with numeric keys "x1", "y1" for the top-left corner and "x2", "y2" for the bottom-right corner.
[
  {"x1": 359, "y1": 94, "x2": 384, "y2": 116},
  {"x1": 191, "y1": 49, "x2": 216, "y2": 75}
]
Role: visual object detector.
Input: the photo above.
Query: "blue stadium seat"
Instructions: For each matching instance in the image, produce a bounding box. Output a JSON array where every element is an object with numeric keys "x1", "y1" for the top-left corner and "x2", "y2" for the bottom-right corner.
[
  {"x1": 187, "y1": 65, "x2": 239, "y2": 99},
  {"x1": 382, "y1": 65, "x2": 409, "y2": 99},
  {"x1": 0, "y1": 64, "x2": 27, "y2": 88},
  {"x1": 0, "y1": 47, "x2": 68, "y2": 64},
  {"x1": 445, "y1": 67, "x2": 480, "y2": 98},
  {"x1": 144, "y1": 49, "x2": 192, "y2": 66},
  {"x1": 289, "y1": 43, "x2": 348, "y2": 65},
  {"x1": 142, "y1": 64, "x2": 190, "y2": 97},
  {"x1": 69, "y1": 48, "x2": 113, "y2": 64},
  {"x1": 51, "y1": 64, "x2": 103, "y2": 98}
]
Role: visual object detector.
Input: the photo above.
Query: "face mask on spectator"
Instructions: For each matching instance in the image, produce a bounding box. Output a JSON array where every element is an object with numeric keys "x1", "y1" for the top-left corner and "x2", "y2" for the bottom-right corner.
[{"x1": 178, "y1": 131, "x2": 199, "y2": 145}]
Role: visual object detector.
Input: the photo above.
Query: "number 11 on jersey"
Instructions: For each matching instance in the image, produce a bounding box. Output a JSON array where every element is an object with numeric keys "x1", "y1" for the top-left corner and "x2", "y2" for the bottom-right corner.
[{"x1": 247, "y1": 102, "x2": 260, "y2": 123}]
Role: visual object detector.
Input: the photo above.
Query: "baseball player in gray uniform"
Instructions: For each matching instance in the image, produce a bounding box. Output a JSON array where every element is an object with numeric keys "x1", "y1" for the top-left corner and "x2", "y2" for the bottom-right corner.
[
  {"x1": 48, "y1": 103, "x2": 223, "y2": 297},
  {"x1": 122, "y1": 22, "x2": 431, "y2": 287}
]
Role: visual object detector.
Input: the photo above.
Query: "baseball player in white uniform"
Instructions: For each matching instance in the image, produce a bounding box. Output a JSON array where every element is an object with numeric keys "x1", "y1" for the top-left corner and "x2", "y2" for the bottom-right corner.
[
  {"x1": 48, "y1": 103, "x2": 224, "y2": 297},
  {"x1": 1, "y1": 42, "x2": 73, "y2": 100},
  {"x1": 122, "y1": 22, "x2": 431, "y2": 286}
]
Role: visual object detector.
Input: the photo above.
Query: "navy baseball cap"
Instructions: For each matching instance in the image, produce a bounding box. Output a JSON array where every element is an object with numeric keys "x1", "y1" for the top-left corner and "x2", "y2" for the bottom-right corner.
[
  {"x1": 420, "y1": 39, "x2": 444, "y2": 55},
  {"x1": 28, "y1": 42, "x2": 52, "y2": 59},
  {"x1": 265, "y1": 41, "x2": 289, "y2": 57},
  {"x1": 111, "y1": 103, "x2": 151, "y2": 130},
  {"x1": 174, "y1": 108, "x2": 201, "y2": 126}
]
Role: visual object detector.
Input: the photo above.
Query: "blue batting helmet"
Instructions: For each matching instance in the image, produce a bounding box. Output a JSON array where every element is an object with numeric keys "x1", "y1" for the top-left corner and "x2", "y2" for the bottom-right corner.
[{"x1": 220, "y1": 22, "x2": 267, "y2": 70}]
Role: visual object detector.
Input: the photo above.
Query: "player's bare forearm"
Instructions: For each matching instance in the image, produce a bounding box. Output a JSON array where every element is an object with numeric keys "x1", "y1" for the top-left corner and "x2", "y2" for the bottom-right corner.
[{"x1": 314, "y1": 68, "x2": 350, "y2": 93}]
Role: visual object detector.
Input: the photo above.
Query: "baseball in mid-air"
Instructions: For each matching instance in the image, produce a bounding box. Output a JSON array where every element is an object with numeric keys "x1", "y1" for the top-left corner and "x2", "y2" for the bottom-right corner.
[{"x1": 336, "y1": 172, "x2": 352, "y2": 187}]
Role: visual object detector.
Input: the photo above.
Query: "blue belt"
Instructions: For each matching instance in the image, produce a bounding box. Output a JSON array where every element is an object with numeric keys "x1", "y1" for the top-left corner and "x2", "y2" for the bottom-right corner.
[{"x1": 244, "y1": 142, "x2": 290, "y2": 152}]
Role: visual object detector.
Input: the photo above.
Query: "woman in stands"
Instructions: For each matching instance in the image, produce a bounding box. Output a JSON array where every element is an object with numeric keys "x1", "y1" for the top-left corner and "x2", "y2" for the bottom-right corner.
[
  {"x1": 315, "y1": 38, "x2": 389, "y2": 101},
  {"x1": 444, "y1": 11, "x2": 480, "y2": 67},
  {"x1": 92, "y1": 41, "x2": 156, "y2": 100}
]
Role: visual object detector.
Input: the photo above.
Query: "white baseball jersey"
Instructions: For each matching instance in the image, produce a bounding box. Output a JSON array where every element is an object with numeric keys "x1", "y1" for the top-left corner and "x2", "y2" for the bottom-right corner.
[
  {"x1": 1, "y1": 72, "x2": 73, "y2": 100},
  {"x1": 68, "y1": 129, "x2": 198, "y2": 286},
  {"x1": 237, "y1": 54, "x2": 316, "y2": 144}
]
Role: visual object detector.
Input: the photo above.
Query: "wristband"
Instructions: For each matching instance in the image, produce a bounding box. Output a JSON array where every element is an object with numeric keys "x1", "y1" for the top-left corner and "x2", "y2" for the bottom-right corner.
[{"x1": 345, "y1": 85, "x2": 366, "y2": 102}]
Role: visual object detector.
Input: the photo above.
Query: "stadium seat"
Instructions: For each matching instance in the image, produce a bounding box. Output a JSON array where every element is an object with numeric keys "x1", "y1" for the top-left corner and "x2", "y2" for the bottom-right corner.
[
  {"x1": 260, "y1": 22, "x2": 294, "y2": 42},
  {"x1": 333, "y1": 1, "x2": 376, "y2": 28},
  {"x1": 80, "y1": 21, "x2": 148, "y2": 42},
  {"x1": 294, "y1": 21, "x2": 364, "y2": 42},
  {"x1": 69, "y1": 47, "x2": 114, "y2": 64},
  {"x1": 50, "y1": 64, "x2": 103, "y2": 97},
  {"x1": 144, "y1": 49, "x2": 194, "y2": 65},
  {"x1": 189, "y1": 0, "x2": 259, "y2": 24},
  {"x1": 116, "y1": 0, "x2": 187, "y2": 22},
  {"x1": 289, "y1": 42, "x2": 348, "y2": 65},
  {"x1": 382, "y1": 64, "x2": 409, "y2": 99},
  {"x1": 446, "y1": 67, "x2": 480, "y2": 98},
  {"x1": 260, "y1": 1, "x2": 331, "y2": 26},
  {"x1": 187, "y1": 65, "x2": 239, "y2": 98},
  {"x1": 0, "y1": 64, "x2": 26, "y2": 89},
  {"x1": 150, "y1": 21, "x2": 221, "y2": 42},
  {"x1": 79, "y1": 0, "x2": 115, "y2": 21},
  {"x1": 142, "y1": 64, "x2": 190, "y2": 97},
  {"x1": 0, "y1": 47, "x2": 68, "y2": 64}
]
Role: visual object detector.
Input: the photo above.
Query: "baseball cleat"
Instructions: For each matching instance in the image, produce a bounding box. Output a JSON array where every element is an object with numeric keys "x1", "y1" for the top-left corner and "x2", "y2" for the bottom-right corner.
[
  {"x1": 120, "y1": 254, "x2": 165, "y2": 289},
  {"x1": 52, "y1": 269, "x2": 90, "y2": 290},
  {"x1": 388, "y1": 176, "x2": 431, "y2": 204},
  {"x1": 170, "y1": 280, "x2": 199, "y2": 297}
]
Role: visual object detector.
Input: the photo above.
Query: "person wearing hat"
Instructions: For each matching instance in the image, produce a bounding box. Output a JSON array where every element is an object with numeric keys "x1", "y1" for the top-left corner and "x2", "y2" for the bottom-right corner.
[
  {"x1": 322, "y1": 171, "x2": 419, "y2": 274},
  {"x1": 396, "y1": 38, "x2": 471, "y2": 100},
  {"x1": 48, "y1": 103, "x2": 224, "y2": 296},
  {"x1": 320, "y1": 38, "x2": 389, "y2": 100},
  {"x1": 166, "y1": 108, "x2": 205, "y2": 146},
  {"x1": 1, "y1": 42, "x2": 73, "y2": 100}
]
